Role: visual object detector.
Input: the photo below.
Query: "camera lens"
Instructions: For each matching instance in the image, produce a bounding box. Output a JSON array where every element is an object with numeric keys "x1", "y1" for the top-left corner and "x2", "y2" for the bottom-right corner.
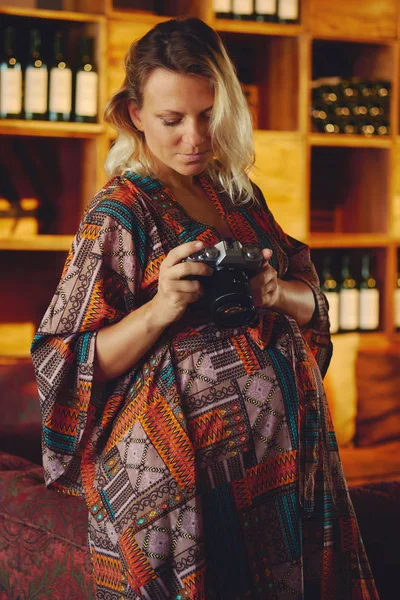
[{"x1": 204, "y1": 268, "x2": 256, "y2": 328}]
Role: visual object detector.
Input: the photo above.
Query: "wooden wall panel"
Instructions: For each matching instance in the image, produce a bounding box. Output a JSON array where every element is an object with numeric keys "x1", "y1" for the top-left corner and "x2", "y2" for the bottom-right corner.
[
  {"x1": 250, "y1": 132, "x2": 307, "y2": 241},
  {"x1": 392, "y1": 140, "x2": 400, "y2": 237},
  {"x1": 308, "y1": 0, "x2": 398, "y2": 40},
  {"x1": 107, "y1": 20, "x2": 154, "y2": 97}
]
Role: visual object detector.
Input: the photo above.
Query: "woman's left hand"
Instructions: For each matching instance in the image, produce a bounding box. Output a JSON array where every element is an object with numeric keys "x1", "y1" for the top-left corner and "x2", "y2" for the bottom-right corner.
[{"x1": 248, "y1": 248, "x2": 281, "y2": 309}]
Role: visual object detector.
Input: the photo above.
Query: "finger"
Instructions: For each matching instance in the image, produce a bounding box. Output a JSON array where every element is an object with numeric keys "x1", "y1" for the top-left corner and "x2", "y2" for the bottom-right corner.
[
  {"x1": 163, "y1": 241, "x2": 204, "y2": 268},
  {"x1": 260, "y1": 248, "x2": 273, "y2": 266},
  {"x1": 164, "y1": 279, "x2": 204, "y2": 294},
  {"x1": 170, "y1": 261, "x2": 214, "y2": 281}
]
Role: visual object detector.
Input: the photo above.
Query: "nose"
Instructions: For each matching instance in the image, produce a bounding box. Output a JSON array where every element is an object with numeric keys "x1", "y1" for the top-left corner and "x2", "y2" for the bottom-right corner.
[{"x1": 182, "y1": 119, "x2": 207, "y2": 147}]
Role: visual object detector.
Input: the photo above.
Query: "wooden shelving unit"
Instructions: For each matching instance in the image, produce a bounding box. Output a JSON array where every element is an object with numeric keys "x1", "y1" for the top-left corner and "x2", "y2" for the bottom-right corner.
[{"x1": 2, "y1": 0, "x2": 400, "y2": 355}]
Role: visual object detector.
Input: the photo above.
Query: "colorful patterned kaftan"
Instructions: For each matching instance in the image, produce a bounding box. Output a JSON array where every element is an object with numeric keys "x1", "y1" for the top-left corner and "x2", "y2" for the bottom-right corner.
[{"x1": 31, "y1": 172, "x2": 379, "y2": 600}]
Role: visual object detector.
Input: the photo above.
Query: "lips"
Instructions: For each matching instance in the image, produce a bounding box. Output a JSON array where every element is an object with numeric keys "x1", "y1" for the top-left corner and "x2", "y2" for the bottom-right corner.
[{"x1": 180, "y1": 151, "x2": 209, "y2": 160}]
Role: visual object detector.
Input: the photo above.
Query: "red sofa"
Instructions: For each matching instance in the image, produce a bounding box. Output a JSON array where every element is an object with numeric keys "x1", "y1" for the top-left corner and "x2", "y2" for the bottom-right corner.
[{"x1": 0, "y1": 358, "x2": 399, "y2": 600}]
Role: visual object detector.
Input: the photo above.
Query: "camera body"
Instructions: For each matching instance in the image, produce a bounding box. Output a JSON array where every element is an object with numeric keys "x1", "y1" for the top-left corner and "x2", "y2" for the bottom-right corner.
[{"x1": 183, "y1": 239, "x2": 263, "y2": 328}]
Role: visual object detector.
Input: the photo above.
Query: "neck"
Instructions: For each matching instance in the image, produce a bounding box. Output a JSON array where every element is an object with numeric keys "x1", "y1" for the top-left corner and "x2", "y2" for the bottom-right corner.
[{"x1": 150, "y1": 159, "x2": 201, "y2": 193}]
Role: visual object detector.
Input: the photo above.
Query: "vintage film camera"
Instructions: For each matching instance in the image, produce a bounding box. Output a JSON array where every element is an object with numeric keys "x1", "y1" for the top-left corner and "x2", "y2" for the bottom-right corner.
[{"x1": 183, "y1": 239, "x2": 264, "y2": 328}]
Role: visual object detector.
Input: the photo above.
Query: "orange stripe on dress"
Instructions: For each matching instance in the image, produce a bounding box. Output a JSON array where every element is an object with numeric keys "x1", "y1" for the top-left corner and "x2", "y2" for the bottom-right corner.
[
  {"x1": 140, "y1": 396, "x2": 196, "y2": 490},
  {"x1": 119, "y1": 527, "x2": 157, "y2": 591}
]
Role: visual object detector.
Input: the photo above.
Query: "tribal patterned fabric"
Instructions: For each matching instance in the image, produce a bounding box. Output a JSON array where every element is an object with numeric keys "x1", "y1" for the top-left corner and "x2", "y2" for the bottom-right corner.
[{"x1": 31, "y1": 172, "x2": 379, "y2": 599}]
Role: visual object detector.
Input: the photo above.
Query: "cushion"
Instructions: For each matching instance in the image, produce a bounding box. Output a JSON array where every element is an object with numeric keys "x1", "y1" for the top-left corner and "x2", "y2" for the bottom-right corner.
[
  {"x1": 324, "y1": 333, "x2": 360, "y2": 446},
  {"x1": 0, "y1": 451, "x2": 95, "y2": 599},
  {"x1": 349, "y1": 480, "x2": 400, "y2": 600},
  {"x1": 355, "y1": 344, "x2": 400, "y2": 447}
]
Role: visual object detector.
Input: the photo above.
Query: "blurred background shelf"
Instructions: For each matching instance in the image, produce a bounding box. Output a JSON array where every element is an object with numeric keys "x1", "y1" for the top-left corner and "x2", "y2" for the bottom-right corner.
[
  {"x1": 0, "y1": 235, "x2": 72, "y2": 251},
  {"x1": 0, "y1": 119, "x2": 105, "y2": 138}
]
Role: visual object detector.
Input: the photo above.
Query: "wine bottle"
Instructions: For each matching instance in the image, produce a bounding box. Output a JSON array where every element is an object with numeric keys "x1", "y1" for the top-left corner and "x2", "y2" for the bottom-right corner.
[
  {"x1": 74, "y1": 36, "x2": 98, "y2": 123},
  {"x1": 24, "y1": 29, "x2": 48, "y2": 120},
  {"x1": 321, "y1": 255, "x2": 340, "y2": 334},
  {"x1": 359, "y1": 254, "x2": 379, "y2": 331},
  {"x1": 0, "y1": 26, "x2": 22, "y2": 119},
  {"x1": 339, "y1": 254, "x2": 359, "y2": 332},
  {"x1": 376, "y1": 120, "x2": 390, "y2": 136},
  {"x1": 277, "y1": 0, "x2": 300, "y2": 23},
  {"x1": 232, "y1": 0, "x2": 254, "y2": 19},
  {"x1": 254, "y1": 0, "x2": 277, "y2": 21},
  {"x1": 213, "y1": 0, "x2": 232, "y2": 18},
  {"x1": 395, "y1": 264, "x2": 400, "y2": 329},
  {"x1": 323, "y1": 120, "x2": 340, "y2": 134},
  {"x1": 48, "y1": 31, "x2": 72, "y2": 122}
]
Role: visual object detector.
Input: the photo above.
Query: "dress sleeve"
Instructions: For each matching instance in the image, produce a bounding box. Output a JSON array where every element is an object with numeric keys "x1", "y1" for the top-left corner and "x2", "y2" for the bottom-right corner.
[
  {"x1": 252, "y1": 182, "x2": 333, "y2": 378},
  {"x1": 31, "y1": 182, "x2": 144, "y2": 495}
]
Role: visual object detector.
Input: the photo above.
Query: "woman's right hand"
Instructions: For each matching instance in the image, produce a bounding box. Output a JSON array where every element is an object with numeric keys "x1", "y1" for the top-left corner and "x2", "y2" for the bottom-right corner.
[{"x1": 149, "y1": 241, "x2": 214, "y2": 328}]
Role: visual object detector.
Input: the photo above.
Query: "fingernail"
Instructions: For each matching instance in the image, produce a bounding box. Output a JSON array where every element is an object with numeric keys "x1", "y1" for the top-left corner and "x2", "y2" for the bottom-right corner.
[{"x1": 195, "y1": 241, "x2": 203, "y2": 248}]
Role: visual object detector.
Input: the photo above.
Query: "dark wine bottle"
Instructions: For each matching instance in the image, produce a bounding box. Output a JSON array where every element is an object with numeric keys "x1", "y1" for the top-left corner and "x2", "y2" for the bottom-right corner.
[
  {"x1": 74, "y1": 35, "x2": 98, "y2": 123},
  {"x1": 0, "y1": 26, "x2": 22, "y2": 119},
  {"x1": 359, "y1": 254, "x2": 379, "y2": 331},
  {"x1": 277, "y1": 0, "x2": 300, "y2": 23},
  {"x1": 254, "y1": 0, "x2": 277, "y2": 21},
  {"x1": 339, "y1": 254, "x2": 359, "y2": 332},
  {"x1": 213, "y1": 0, "x2": 233, "y2": 18},
  {"x1": 24, "y1": 29, "x2": 48, "y2": 120},
  {"x1": 321, "y1": 255, "x2": 340, "y2": 334},
  {"x1": 232, "y1": 0, "x2": 254, "y2": 19},
  {"x1": 49, "y1": 31, "x2": 72, "y2": 122}
]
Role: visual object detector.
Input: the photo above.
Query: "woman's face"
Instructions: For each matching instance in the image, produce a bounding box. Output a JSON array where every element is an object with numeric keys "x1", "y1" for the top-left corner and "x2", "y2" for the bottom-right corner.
[{"x1": 128, "y1": 68, "x2": 214, "y2": 179}]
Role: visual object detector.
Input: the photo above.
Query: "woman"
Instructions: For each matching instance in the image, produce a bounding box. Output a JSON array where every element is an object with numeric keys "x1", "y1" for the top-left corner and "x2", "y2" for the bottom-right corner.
[{"x1": 31, "y1": 17, "x2": 379, "y2": 600}]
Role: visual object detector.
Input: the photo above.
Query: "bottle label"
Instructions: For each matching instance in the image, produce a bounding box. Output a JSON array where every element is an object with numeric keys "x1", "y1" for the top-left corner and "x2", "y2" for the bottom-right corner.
[
  {"x1": 256, "y1": 0, "x2": 277, "y2": 14},
  {"x1": 214, "y1": 0, "x2": 231, "y2": 11},
  {"x1": 0, "y1": 68, "x2": 22, "y2": 114},
  {"x1": 339, "y1": 288, "x2": 359, "y2": 330},
  {"x1": 278, "y1": 0, "x2": 299, "y2": 19},
  {"x1": 324, "y1": 291, "x2": 339, "y2": 334},
  {"x1": 24, "y1": 66, "x2": 48, "y2": 114},
  {"x1": 75, "y1": 70, "x2": 98, "y2": 118},
  {"x1": 233, "y1": 0, "x2": 253, "y2": 15},
  {"x1": 395, "y1": 288, "x2": 400, "y2": 328},
  {"x1": 49, "y1": 67, "x2": 72, "y2": 114},
  {"x1": 359, "y1": 288, "x2": 379, "y2": 330}
]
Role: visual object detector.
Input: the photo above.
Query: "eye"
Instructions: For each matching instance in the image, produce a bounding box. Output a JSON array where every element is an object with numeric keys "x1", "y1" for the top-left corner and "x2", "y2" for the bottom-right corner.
[{"x1": 161, "y1": 119, "x2": 181, "y2": 127}]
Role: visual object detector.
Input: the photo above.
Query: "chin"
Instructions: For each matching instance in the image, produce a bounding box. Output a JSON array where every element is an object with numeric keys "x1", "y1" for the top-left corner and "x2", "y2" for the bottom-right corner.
[{"x1": 176, "y1": 162, "x2": 209, "y2": 176}]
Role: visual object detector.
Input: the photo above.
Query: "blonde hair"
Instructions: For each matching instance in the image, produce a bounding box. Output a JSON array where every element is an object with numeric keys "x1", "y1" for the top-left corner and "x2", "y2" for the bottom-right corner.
[{"x1": 104, "y1": 17, "x2": 255, "y2": 203}]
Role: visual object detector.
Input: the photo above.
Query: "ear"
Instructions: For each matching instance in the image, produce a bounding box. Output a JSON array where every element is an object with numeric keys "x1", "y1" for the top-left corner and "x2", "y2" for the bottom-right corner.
[{"x1": 128, "y1": 102, "x2": 144, "y2": 132}]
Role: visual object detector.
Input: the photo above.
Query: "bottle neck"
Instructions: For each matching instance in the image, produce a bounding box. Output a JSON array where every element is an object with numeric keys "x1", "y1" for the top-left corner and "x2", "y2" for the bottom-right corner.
[{"x1": 4, "y1": 27, "x2": 16, "y2": 58}]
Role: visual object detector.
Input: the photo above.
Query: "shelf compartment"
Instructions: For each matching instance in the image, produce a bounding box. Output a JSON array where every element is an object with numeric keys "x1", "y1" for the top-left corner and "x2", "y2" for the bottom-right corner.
[
  {"x1": 310, "y1": 146, "x2": 390, "y2": 235},
  {"x1": 0, "y1": 136, "x2": 95, "y2": 238},
  {"x1": 311, "y1": 246, "x2": 388, "y2": 333},
  {"x1": 219, "y1": 33, "x2": 300, "y2": 131},
  {"x1": 311, "y1": 39, "x2": 396, "y2": 138},
  {"x1": 308, "y1": 0, "x2": 397, "y2": 40},
  {"x1": 1, "y1": 10, "x2": 105, "y2": 126},
  {"x1": 0, "y1": 120, "x2": 104, "y2": 139}
]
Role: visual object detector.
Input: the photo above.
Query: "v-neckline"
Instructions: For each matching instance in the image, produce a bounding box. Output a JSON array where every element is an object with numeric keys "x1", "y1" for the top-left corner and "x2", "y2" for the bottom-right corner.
[{"x1": 159, "y1": 173, "x2": 234, "y2": 241}]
